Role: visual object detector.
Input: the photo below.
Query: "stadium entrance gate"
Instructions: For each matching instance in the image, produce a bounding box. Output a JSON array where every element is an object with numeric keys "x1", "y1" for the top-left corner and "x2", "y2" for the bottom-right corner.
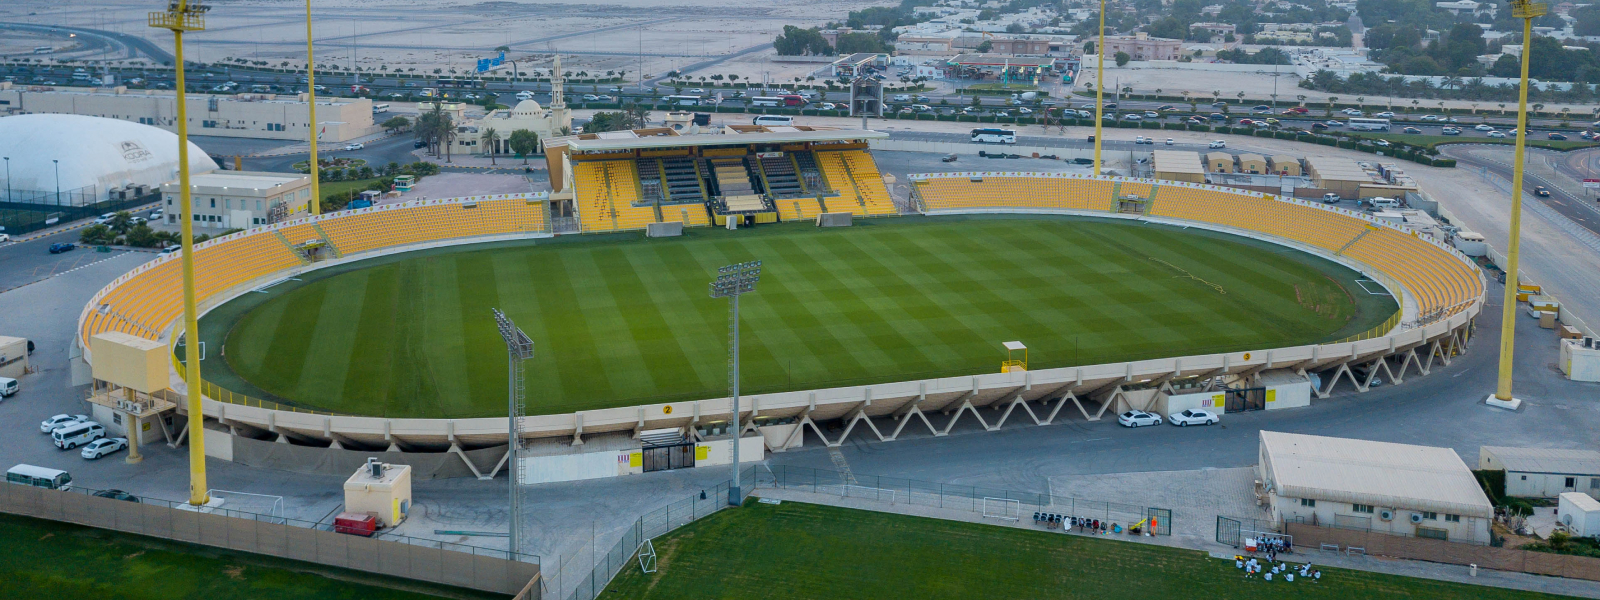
[
  {"x1": 1223, "y1": 387, "x2": 1267, "y2": 412},
  {"x1": 640, "y1": 430, "x2": 696, "y2": 472}
]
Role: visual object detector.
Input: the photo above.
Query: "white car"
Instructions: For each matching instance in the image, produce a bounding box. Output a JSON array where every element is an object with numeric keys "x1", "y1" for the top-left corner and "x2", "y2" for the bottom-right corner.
[
  {"x1": 1143, "y1": 111, "x2": 1159, "y2": 118},
  {"x1": 1373, "y1": 139, "x2": 1391, "y2": 147},
  {"x1": 1374, "y1": 111, "x2": 1395, "y2": 118},
  {"x1": 1488, "y1": 130, "x2": 1506, "y2": 138},
  {"x1": 688, "y1": 88, "x2": 706, "y2": 94},
  {"x1": 1474, "y1": 124, "x2": 1495, "y2": 131},
  {"x1": 1420, "y1": 114, "x2": 1439, "y2": 121},
  {"x1": 343, "y1": 143, "x2": 364, "y2": 151},
  {"x1": 81, "y1": 437, "x2": 129, "y2": 460},
  {"x1": 40, "y1": 414, "x2": 89, "y2": 433},
  {"x1": 1122, "y1": 114, "x2": 1143, "y2": 121},
  {"x1": 159, "y1": 245, "x2": 181, "y2": 255},
  {"x1": 1208, "y1": 140, "x2": 1226, "y2": 149},
  {"x1": 94, "y1": 213, "x2": 117, "y2": 225},
  {"x1": 1165, "y1": 138, "x2": 1175, "y2": 145},
  {"x1": 515, "y1": 91, "x2": 535, "y2": 100},
  {"x1": 1169, "y1": 409, "x2": 1219, "y2": 426},
  {"x1": 1326, "y1": 120, "x2": 1344, "y2": 127},
  {"x1": 0, "y1": 233, "x2": 10, "y2": 243},
  {"x1": 581, "y1": 94, "x2": 599, "y2": 101},
  {"x1": 1017, "y1": 107, "x2": 1033, "y2": 115},
  {"x1": 1118, "y1": 410, "x2": 1163, "y2": 427}
]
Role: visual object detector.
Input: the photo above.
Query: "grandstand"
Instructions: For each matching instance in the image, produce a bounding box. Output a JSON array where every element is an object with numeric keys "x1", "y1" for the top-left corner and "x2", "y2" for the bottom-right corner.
[
  {"x1": 912, "y1": 173, "x2": 1482, "y2": 324},
  {"x1": 544, "y1": 127, "x2": 892, "y2": 231}
]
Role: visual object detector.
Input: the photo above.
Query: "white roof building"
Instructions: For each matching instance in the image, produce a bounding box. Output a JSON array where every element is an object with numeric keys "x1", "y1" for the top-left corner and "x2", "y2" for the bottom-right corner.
[
  {"x1": 0, "y1": 113, "x2": 216, "y2": 202},
  {"x1": 1480, "y1": 446, "x2": 1600, "y2": 499},
  {"x1": 1259, "y1": 431, "x2": 1493, "y2": 543}
]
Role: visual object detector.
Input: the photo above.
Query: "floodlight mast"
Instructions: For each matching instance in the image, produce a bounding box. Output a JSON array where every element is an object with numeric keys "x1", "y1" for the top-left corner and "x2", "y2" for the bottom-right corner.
[
  {"x1": 149, "y1": 0, "x2": 210, "y2": 508},
  {"x1": 709, "y1": 261, "x2": 761, "y2": 506},
  {"x1": 1493, "y1": 0, "x2": 1546, "y2": 406},
  {"x1": 492, "y1": 308, "x2": 534, "y2": 556}
]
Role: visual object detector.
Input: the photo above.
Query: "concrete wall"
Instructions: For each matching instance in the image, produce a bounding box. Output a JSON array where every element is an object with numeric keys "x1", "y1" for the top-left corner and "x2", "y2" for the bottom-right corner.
[
  {"x1": 1506, "y1": 471, "x2": 1600, "y2": 500},
  {"x1": 1287, "y1": 522, "x2": 1600, "y2": 581},
  {"x1": 1272, "y1": 494, "x2": 1490, "y2": 544}
]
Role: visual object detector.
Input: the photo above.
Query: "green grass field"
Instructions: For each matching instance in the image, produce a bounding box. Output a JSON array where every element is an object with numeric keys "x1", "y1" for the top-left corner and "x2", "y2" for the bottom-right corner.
[
  {"x1": 205, "y1": 215, "x2": 1394, "y2": 418},
  {"x1": 0, "y1": 513, "x2": 501, "y2": 600},
  {"x1": 605, "y1": 500, "x2": 1568, "y2": 600}
]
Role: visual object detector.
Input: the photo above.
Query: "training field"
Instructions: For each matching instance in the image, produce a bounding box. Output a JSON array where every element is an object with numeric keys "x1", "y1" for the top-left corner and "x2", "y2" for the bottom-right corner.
[
  {"x1": 205, "y1": 215, "x2": 1395, "y2": 418},
  {"x1": 605, "y1": 501, "x2": 1565, "y2": 600},
  {"x1": 0, "y1": 513, "x2": 499, "y2": 600}
]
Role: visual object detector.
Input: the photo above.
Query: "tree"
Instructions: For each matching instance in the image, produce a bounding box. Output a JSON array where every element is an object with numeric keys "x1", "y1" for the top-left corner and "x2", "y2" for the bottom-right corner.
[
  {"x1": 836, "y1": 32, "x2": 889, "y2": 54},
  {"x1": 1114, "y1": 52, "x2": 1131, "y2": 67},
  {"x1": 975, "y1": 40, "x2": 993, "y2": 53},
  {"x1": 481, "y1": 127, "x2": 498, "y2": 165},
  {"x1": 773, "y1": 26, "x2": 833, "y2": 56},
  {"x1": 381, "y1": 115, "x2": 411, "y2": 133}
]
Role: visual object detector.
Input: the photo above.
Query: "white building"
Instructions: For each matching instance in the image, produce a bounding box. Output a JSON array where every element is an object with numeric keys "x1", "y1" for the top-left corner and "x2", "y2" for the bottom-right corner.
[
  {"x1": 0, "y1": 84, "x2": 379, "y2": 142},
  {"x1": 159, "y1": 170, "x2": 312, "y2": 229},
  {"x1": 0, "y1": 113, "x2": 216, "y2": 202},
  {"x1": 1259, "y1": 431, "x2": 1494, "y2": 544},
  {"x1": 1479, "y1": 446, "x2": 1600, "y2": 499}
]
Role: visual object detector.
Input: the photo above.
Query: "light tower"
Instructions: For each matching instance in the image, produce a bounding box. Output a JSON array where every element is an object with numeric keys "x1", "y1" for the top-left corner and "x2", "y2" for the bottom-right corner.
[
  {"x1": 1092, "y1": 0, "x2": 1107, "y2": 174},
  {"x1": 710, "y1": 260, "x2": 761, "y2": 506},
  {"x1": 1490, "y1": 0, "x2": 1546, "y2": 410},
  {"x1": 303, "y1": 0, "x2": 321, "y2": 214},
  {"x1": 492, "y1": 308, "x2": 534, "y2": 554},
  {"x1": 148, "y1": 0, "x2": 211, "y2": 507}
]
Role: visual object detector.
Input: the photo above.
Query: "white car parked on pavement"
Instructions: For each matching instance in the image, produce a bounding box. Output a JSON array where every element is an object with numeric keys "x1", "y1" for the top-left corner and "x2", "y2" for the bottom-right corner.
[
  {"x1": 1168, "y1": 409, "x2": 1220, "y2": 427},
  {"x1": 1118, "y1": 410, "x2": 1163, "y2": 427},
  {"x1": 81, "y1": 437, "x2": 129, "y2": 460},
  {"x1": 40, "y1": 414, "x2": 89, "y2": 433}
]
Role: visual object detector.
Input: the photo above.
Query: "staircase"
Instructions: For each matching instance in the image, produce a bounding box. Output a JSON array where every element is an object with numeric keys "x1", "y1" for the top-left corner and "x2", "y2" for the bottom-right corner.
[
  {"x1": 310, "y1": 222, "x2": 342, "y2": 259},
  {"x1": 273, "y1": 230, "x2": 310, "y2": 265},
  {"x1": 1336, "y1": 226, "x2": 1377, "y2": 255}
]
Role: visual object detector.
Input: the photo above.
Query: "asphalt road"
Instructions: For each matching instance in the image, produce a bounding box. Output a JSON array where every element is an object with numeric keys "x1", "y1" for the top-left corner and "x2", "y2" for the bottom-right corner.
[
  {"x1": 1442, "y1": 145, "x2": 1600, "y2": 239},
  {"x1": 0, "y1": 204, "x2": 162, "y2": 294}
]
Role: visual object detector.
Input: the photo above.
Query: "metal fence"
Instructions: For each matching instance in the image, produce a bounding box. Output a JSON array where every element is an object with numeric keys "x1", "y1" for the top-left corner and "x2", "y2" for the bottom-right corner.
[
  {"x1": 562, "y1": 467, "x2": 756, "y2": 600},
  {"x1": 0, "y1": 192, "x2": 159, "y2": 236},
  {"x1": 1217, "y1": 515, "x2": 1278, "y2": 547},
  {"x1": 0, "y1": 481, "x2": 541, "y2": 597}
]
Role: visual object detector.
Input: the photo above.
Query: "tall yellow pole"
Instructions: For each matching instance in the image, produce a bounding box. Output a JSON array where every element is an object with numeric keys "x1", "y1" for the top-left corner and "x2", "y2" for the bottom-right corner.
[
  {"x1": 150, "y1": 0, "x2": 209, "y2": 506},
  {"x1": 1092, "y1": 0, "x2": 1106, "y2": 174},
  {"x1": 1495, "y1": 1, "x2": 1543, "y2": 402},
  {"x1": 305, "y1": 0, "x2": 321, "y2": 215}
]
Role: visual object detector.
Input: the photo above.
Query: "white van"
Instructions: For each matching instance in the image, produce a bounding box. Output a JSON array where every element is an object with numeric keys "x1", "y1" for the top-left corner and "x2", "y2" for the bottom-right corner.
[
  {"x1": 6, "y1": 464, "x2": 72, "y2": 490},
  {"x1": 752, "y1": 115, "x2": 795, "y2": 127},
  {"x1": 1369, "y1": 197, "x2": 1401, "y2": 209},
  {"x1": 53, "y1": 421, "x2": 105, "y2": 450},
  {"x1": 0, "y1": 377, "x2": 16, "y2": 398}
]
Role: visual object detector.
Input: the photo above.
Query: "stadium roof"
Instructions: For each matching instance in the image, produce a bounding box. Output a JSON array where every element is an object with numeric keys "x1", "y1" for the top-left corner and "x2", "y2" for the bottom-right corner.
[
  {"x1": 0, "y1": 113, "x2": 217, "y2": 194},
  {"x1": 1482, "y1": 446, "x2": 1600, "y2": 476},
  {"x1": 1260, "y1": 431, "x2": 1493, "y2": 518},
  {"x1": 563, "y1": 129, "x2": 888, "y2": 151}
]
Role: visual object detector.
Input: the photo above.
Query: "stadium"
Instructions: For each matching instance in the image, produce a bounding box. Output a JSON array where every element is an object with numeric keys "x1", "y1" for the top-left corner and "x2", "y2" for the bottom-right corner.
[{"x1": 75, "y1": 126, "x2": 1484, "y2": 460}]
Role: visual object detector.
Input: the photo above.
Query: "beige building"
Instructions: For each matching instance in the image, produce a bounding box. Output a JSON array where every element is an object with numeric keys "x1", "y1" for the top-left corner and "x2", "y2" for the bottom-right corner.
[
  {"x1": 1305, "y1": 155, "x2": 1376, "y2": 199},
  {"x1": 1259, "y1": 431, "x2": 1493, "y2": 544},
  {"x1": 0, "y1": 336, "x2": 28, "y2": 380},
  {"x1": 1269, "y1": 155, "x2": 1302, "y2": 176},
  {"x1": 1206, "y1": 151, "x2": 1234, "y2": 173},
  {"x1": 1151, "y1": 150, "x2": 1205, "y2": 183},
  {"x1": 0, "y1": 84, "x2": 379, "y2": 142},
  {"x1": 344, "y1": 461, "x2": 412, "y2": 527},
  {"x1": 1237, "y1": 153, "x2": 1267, "y2": 174},
  {"x1": 451, "y1": 99, "x2": 572, "y2": 157},
  {"x1": 1101, "y1": 33, "x2": 1183, "y2": 61},
  {"x1": 159, "y1": 171, "x2": 313, "y2": 229}
]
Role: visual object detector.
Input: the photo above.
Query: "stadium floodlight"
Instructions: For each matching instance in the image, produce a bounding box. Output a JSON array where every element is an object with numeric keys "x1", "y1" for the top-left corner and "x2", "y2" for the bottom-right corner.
[
  {"x1": 1491, "y1": 0, "x2": 1547, "y2": 410},
  {"x1": 709, "y1": 260, "x2": 761, "y2": 506},
  {"x1": 150, "y1": 0, "x2": 210, "y2": 508},
  {"x1": 303, "y1": 0, "x2": 321, "y2": 215},
  {"x1": 492, "y1": 308, "x2": 534, "y2": 555}
]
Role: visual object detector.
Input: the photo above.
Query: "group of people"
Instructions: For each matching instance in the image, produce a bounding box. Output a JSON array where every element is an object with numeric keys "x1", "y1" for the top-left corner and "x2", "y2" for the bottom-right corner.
[{"x1": 1237, "y1": 556, "x2": 1322, "y2": 583}]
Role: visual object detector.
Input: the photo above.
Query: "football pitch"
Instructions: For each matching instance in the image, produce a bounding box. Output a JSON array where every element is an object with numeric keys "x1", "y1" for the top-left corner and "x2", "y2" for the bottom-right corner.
[
  {"x1": 202, "y1": 215, "x2": 1396, "y2": 418},
  {"x1": 603, "y1": 500, "x2": 1568, "y2": 600}
]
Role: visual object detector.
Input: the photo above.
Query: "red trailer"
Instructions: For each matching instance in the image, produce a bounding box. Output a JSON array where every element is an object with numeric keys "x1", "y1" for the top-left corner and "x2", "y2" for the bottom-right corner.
[{"x1": 334, "y1": 512, "x2": 378, "y2": 536}]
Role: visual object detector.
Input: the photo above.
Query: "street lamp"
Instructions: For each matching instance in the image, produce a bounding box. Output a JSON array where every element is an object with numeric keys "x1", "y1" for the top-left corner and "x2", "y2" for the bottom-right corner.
[
  {"x1": 709, "y1": 260, "x2": 761, "y2": 506},
  {"x1": 1491, "y1": 0, "x2": 1547, "y2": 410},
  {"x1": 53, "y1": 159, "x2": 59, "y2": 205},
  {"x1": 4, "y1": 157, "x2": 10, "y2": 203},
  {"x1": 491, "y1": 308, "x2": 534, "y2": 556}
]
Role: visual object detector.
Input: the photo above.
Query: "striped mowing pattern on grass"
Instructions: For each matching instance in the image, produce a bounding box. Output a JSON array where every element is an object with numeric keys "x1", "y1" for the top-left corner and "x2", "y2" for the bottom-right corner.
[{"x1": 215, "y1": 216, "x2": 1391, "y2": 418}]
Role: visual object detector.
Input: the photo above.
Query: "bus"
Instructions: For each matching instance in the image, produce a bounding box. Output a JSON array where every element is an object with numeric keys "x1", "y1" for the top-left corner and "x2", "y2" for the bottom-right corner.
[
  {"x1": 971, "y1": 128, "x2": 1017, "y2": 144},
  {"x1": 372, "y1": 103, "x2": 390, "y2": 114},
  {"x1": 1348, "y1": 117, "x2": 1391, "y2": 132},
  {"x1": 749, "y1": 96, "x2": 784, "y2": 107},
  {"x1": 436, "y1": 78, "x2": 485, "y2": 89},
  {"x1": 33, "y1": 46, "x2": 53, "y2": 54},
  {"x1": 665, "y1": 95, "x2": 702, "y2": 106}
]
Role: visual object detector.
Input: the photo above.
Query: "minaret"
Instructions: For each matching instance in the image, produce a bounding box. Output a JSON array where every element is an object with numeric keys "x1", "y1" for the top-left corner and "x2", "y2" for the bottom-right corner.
[{"x1": 550, "y1": 54, "x2": 565, "y2": 109}]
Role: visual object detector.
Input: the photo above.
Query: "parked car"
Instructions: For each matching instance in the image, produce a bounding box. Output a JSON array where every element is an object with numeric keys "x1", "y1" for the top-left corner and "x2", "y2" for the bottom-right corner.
[
  {"x1": 413, "y1": 140, "x2": 428, "y2": 148},
  {"x1": 40, "y1": 416, "x2": 90, "y2": 435},
  {"x1": 1372, "y1": 139, "x2": 1391, "y2": 147},
  {"x1": 93, "y1": 489, "x2": 140, "y2": 502},
  {"x1": 80, "y1": 437, "x2": 128, "y2": 460},
  {"x1": 343, "y1": 142, "x2": 364, "y2": 151},
  {"x1": 1322, "y1": 193, "x2": 1341, "y2": 204},
  {"x1": 48, "y1": 243, "x2": 76, "y2": 254},
  {"x1": 1208, "y1": 140, "x2": 1226, "y2": 149},
  {"x1": 1535, "y1": 186, "x2": 1551, "y2": 196},
  {"x1": 1118, "y1": 410, "x2": 1162, "y2": 427},
  {"x1": 0, "y1": 377, "x2": 17, "y2": 397},
  {"x1": 0, "y1": 233, "x2": 10, "y2": 243},
  {"x1": 1168, "y1": 409, "x2": 1219, "y2": 426}
]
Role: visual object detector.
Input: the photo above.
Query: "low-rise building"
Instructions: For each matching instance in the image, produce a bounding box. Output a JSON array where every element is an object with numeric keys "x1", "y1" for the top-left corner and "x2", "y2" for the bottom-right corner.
[
  {"x1": 1237, "y1": 153, "x2": 1267, "y2": 174},
  {"x1": 448, "y1": 99, "x2": 572, "y2": 158},
  {"x1": 1479, "y1": 446, "x2": 1600, "y2": 499},
  {"x1": 1151, "y1": 150, "x2": 1205, "y2": 183},
  {"x1": 1269, "y1": 155, "x2": 1302, "y2": 176},
  {"x1": 0, "y1": 86, "x2": 378, "y2": 142},
  {"x1": 1259, "y1": 431, "x2": 1493, "y2": 544},
  {"x1": 1101, "y1": 33, "x2": 1183, "y2": 61},
  {"x1": 159, "y1": 170, "x2": 312, "y2": 229},
  {"x1": 1206, "y1": 151, "x2": 1234, "y2": 173}
]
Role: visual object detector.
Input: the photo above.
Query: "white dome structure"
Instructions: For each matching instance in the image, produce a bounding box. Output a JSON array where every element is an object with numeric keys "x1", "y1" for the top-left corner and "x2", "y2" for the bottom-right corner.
[
  {"x1": 510, "y1": 99, "x2": 544, "y2": 116},
  {"x1": 0, "y1": 114, "x2": 217, "y2": 199}
]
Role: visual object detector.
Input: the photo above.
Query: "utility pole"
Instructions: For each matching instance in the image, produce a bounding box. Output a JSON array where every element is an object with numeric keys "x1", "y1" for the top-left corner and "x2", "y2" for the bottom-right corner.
[
  {"x1": 492, "y1": 308, "x2": 534, "y2": 555},
  {"x1": 709, "y1": 261, "x2": 761, "y2": 506}
]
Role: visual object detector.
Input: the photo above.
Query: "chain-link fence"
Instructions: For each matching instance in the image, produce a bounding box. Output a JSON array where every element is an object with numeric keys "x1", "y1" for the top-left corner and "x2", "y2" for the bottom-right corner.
[{"x1": 0, "y1": 190, "x2": 159, "y2": 236}]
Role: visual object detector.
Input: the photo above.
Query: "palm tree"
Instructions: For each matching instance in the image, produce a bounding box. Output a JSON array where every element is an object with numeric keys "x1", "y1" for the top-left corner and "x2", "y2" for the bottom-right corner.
[
  {"x1": 1327, "y1": 96, "x2": 1338, "y2": 117},
  {"x1": 1296, "y1": 94, "x2": 1306, "y2": 106},
  {"x1": 481, "y1": 127, "x2": 499, "y2": 165}
]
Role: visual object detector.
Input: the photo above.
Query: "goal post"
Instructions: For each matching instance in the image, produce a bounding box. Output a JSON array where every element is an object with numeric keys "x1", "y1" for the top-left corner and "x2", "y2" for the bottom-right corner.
[
  {"x1": 982, "y1": 497, "x2": 1021, "y2": 521},
  {"x1": 841, "y1": 485, "x2": 897, "y2": 504},
  {"x1": 638, "y1": 538, "x2": 657, "y2": 574}
]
